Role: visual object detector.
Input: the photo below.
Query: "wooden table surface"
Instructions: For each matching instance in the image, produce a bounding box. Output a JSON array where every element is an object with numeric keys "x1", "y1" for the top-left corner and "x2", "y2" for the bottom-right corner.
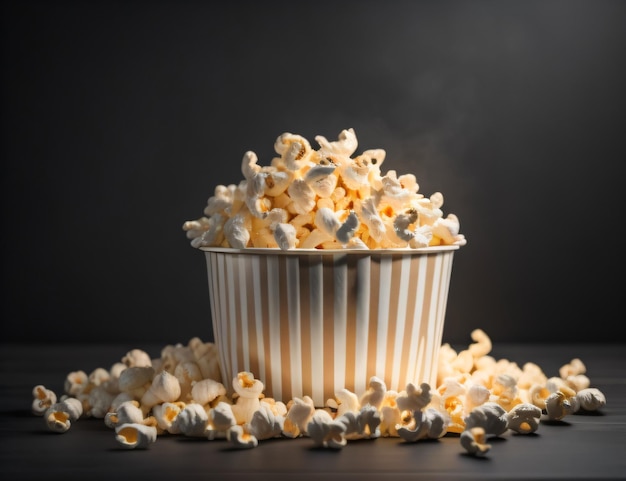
[{"x1": 1, "y1": 342, "x2": 625, "y2": 480}]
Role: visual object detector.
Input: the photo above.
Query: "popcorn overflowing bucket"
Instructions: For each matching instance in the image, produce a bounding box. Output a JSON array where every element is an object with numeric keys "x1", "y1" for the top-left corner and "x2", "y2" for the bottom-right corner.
[{"x1": 202, "y1": 245, "x2": 458, "y2": 407}]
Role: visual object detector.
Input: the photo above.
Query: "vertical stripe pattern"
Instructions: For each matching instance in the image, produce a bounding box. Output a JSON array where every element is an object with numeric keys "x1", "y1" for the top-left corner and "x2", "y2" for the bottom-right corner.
[{"x1": 204, "y1": 248, "x2": 456, "y2": 407}]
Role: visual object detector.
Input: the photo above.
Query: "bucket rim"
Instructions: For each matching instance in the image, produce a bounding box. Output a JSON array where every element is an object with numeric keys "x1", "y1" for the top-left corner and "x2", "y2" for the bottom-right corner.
[{"x1": 200, "y1": 245, "x2": 460, "y2": 256}]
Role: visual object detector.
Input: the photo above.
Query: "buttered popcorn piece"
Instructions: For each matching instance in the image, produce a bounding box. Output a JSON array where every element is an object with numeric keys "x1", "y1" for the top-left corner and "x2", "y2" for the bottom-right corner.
[
  {"x1": 183, "y1": 128, "x2": 467, "y2": 250},
  {"x1": 31, "y1": 385, "x2": 57, "y2": 416},
  {"x1": 206, "y1": 401, "x2": 237, "y2": 439},
  {"x1": 174, "y1": 403, "x2": 209, "y2": 437},
  {"x1": 44, "y1": 398, "x2": 83, "y2": 433},
  {"x1": 140, "y1": 371, "x2": 181, "y2": 416},
  {"x1": 115, "y1": 423, "x2": 158, "y2": 449},
  {"x1": 463, "y1": 402, "x2": 508, "y2": 437},
  {"x1": 104, "y1": 400, "x2": 145, "y2": 429},
  {"x1": 460, "y1": 427, "x2": 491, "y2": 457},
  {"x1": 506, "y1": 403, "x2": 542, "y2": 434},
  {"x1": 227, "y1": 424, "x2": 258, "y2": 449},
  {"x1": 282, "y1": 396, "x2": 315, "y2": 438},
  {"x1": 244, "y1": 402, "x2": 285, "y2": 441},
  {"x1": 397, "y1": 407, "x2": 447, "y2": 442},
  {"x1": 152, "y1": 401, "x2": 186, "y2": 434},
  {"x1": 230, "y1": 372, "x2": 264, "y2": 424},
  {"x1": 307, "y1": 409, "x2": 348, "y2": 449},
  {"x1": 545, "y1": 387, "x2": 580, "y2": 421},
  {"x1": 576, "y1": 387, "x2": 606, "y2": 412}
]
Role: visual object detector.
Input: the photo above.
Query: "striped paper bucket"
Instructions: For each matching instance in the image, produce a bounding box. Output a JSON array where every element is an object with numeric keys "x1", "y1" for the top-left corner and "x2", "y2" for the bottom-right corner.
[{"x1": 202, "y1": 245, "x2": 458, "y2": 407}]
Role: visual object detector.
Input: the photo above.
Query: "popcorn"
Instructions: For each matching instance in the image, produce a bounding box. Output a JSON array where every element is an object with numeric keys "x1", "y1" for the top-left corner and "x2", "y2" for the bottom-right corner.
[
  {"x1": 121, "y1": 349, "x2": 152, "y2": 368},
  {"x1": 505, "y1": 403, "x2": 542, "y2": 434},
  {"x1": 227, "y1": 424, "x2": 258, "y2": 449},
  {"x1": 115, "y1": 423, "x2": 158, "y2": 449},
  {"x1": 306, "y1": 409, "x2": 348, "y2": 449},
  {"x1": 327, "y1": 388, "x2": 361, "y2": 417},
  {"x1": 396, "y1": 407, "x2": 447, "y2": 442},
  {"x1": 104, "y1": 400, "x2": 145, "y2": 429},
  {"x1": 244, "y1": 402, "x2": 284, "y2": 441},
  {"x1": 379, "y1": 391, "x2": 402, "y2": 437},
  {"x1": 576, "y1": 387, "x2": 606, "y2": 412},
  {"x1": 140, "y1": 371, "x2": 181, "y2": 416},
  {"x1": 174, "y1": 361, "x2": 204, "y2": 403},
  {"x1": 359, "y1": 376, "x2": 387, "y2": 410},
  {"x1": 545, "y1": 388, "x2": 580, "y2": 421},
  {"x1": 282, "y1": 396, "x2": 315, "y2": 438},
  {"x1": 230, "y1": 372, "x2": 263, "y2": 424},
  {"x1": 396, "y1": 382, "x2": 433, "y2": 413},
  {"x1": 152, "y1": 401, "x2": 185, "y2": 434},
  {"x1": 335, "y1": 405, "x2": 381, "y2": 441},
  {"x1": 28, "y1": 330, "x2": 608, "y2": 459},
  {"x1": 183, "y1": 128, "x2": 467, "y2": 250},
  {"x1": 463, "y1": 402, "x2": 508, "y2": 437},
  {"x1": 117, "y1": 366, "x2": 155, "y2": 397},
  {"x1": 44, "y1": 398, "x2": 83, "y2": 433},
  {"x1": 31, "y1": 385, "x2": 57, "y2": 416},
  {"x1": 206, "y1": 401, "x2": 237, "y2": 439},
  {"x1": 87, "y1": 385, "x2": 117, "y2": 418},
  {"x1": 174, "y1": 403, "x2": 209, "y2": 437},
  {"x1": 460, "y1": 427, "x2": 491, "y2": 457},
  {"x1": 190, "y1": 378, "x2": 227, "y2": 407},
  {"x1": 64, "y1": 370, "x2": 88, "y2": 397}
]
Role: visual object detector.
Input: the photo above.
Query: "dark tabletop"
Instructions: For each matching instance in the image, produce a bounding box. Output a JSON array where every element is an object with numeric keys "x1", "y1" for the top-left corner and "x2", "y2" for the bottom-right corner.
[{"x1": 1, "y1": 342, "x2": 625, "y2": 480}]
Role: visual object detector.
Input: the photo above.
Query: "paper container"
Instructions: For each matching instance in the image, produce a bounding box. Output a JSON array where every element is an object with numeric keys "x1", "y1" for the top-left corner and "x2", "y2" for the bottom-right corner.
[{"x1": 201, "y1": 245, "x2": 458, "y2": 407}]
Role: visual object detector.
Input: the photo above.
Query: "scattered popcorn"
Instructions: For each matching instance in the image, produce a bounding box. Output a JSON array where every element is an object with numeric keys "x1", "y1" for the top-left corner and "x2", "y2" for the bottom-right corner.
[
  {"x1": 328, "y1": 388, "x2": 361, "y2": 417},
  {"x1": 174, "y1": 361, "x2": 204, "y2": 403},
  {"x1": 505, "y1": 403, "x2": 542, "y2": 434},
  {"x1": 359, "y1": 376, "x2": 387, "y2": 411},
  {"x1": 230, "y1": 372, "x2": 263, "y2": 424},
  {"x1": 565, "y1": 373, "x2": 591, "y2": 392},
  {"x1": 87, "y1": 384, "x2": 117, "y2": 418},
  {"x1": 396, "y1": 382, "x2": 433, "y2": 413},
  {"x1": 121, "y1": 348, "x2": 153, "y2": 368},
  {"x1": 460, "y1": 427, "x2": 491, "y2": 457},
  {"x1": 559, "y1": 358, "x2": 586, "y2": 379},
  {"x1": 282, "y1": 396, "x2": 315, "y2": 438},
  {"x1": 336, "y1": 405, "x2": 381, "y2": 441},
  {"x1": 244, "y1": 402, "x2": 284, "y2": 441},
  {"x1": 379, "y1": 391, "x2": 402, "y2": 437},
  {"x1": 307, "y1": 409, "x2": 348, "y2": 449},
  {"x1": 44, "y1": 398, "x2": 83, "y2": 433},
  {"x1": 576, "y1": 387, "x2": 607, "y2": 412},
  {"x1": 64, "y1": 370, "x2": 88, "y2": 397},
  {"x1": 31, "y1": 385, "x2": 57, "y2": 416},
  {"x1": 183, "y1": 128, "x2": 467, "y2": 250},
  {"x1": 174, "y1": 403, "x2": 209, "y2": 437},
  {"x1": 29, "y1": 331, "x2": 607, "y2": 458},
  {"x1": 527, "y1": 383, "x2": 551, "y2": 411},
  {"x1": 190, "y1": 378, "x2": 227, "y2": 406},
  {"x1": 104, "y1": 400, "x2": 145, "y2": 429},
  {"x1": 206, "y1": 401, "x2": 237, "y2": 439},
  {"x1": 139, "y1": 371, "x2": 181, "y2": 416},
  {"x1": 463, "y1": 402, "x2": 509, "y2": 437},
  {"x1": 115, "y1": 423, "x2": 158, "y2": 449},
  {"x1": 117, "y1": 366, "x2": 155, "y2": 397},
  {"x1": 545, "y1": 388, "x2": 580, "y2": 421},
  {"x1": 227, "y1": 424, "x2": 258, "y2": 449},
  {"x1": 397, "y1": 407, "x2": 447, "y2": 442},
  {"x1": 152, "y1": 401, "x2": 185, "y2": 435}
]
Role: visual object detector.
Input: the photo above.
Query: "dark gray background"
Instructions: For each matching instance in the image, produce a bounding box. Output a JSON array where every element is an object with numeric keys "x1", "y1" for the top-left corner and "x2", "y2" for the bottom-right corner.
[{"x1": 2, "y1": 0, "x2": 625, "y2": 346}]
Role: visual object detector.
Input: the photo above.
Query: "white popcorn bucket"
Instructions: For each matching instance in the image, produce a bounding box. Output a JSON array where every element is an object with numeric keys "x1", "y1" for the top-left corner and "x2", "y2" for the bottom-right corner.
[{"x1": 202, "y1": 246, "x2": 458, "y2": 407}]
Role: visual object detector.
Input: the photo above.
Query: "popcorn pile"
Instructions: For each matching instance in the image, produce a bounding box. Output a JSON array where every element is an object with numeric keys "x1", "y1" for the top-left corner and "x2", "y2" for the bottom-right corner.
[
  {"x1": 182, "y1": 128, "x2": 467, "y2": 250},
  {"x1": 31, "y1": 329, "x2": 606, "y2": 455}
]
